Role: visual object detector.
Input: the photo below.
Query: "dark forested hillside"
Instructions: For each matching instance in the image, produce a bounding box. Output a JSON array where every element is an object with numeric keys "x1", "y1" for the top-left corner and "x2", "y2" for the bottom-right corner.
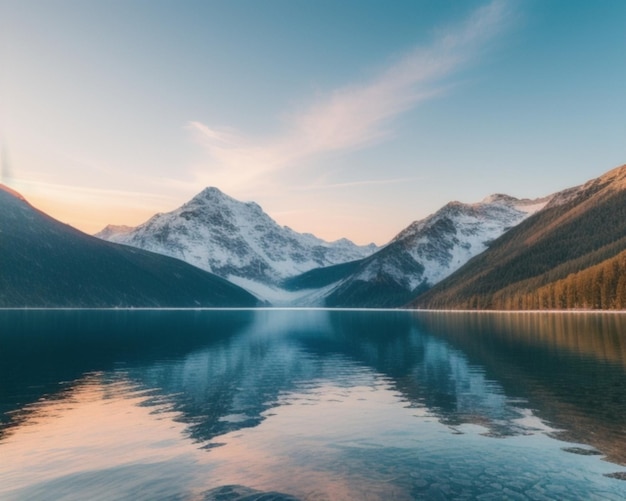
[
  {"x1": 411, "y1": 164, "x2": 626, "y2": 310},
  {"x1": 0, "y1": 185, "x2": 258, "y2": 308}
]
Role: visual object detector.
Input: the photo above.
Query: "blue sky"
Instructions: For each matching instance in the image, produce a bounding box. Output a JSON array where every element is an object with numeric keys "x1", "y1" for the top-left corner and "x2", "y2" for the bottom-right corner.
[{"x1": 1, "y1": 0, "x2": 625, "y2": 244}]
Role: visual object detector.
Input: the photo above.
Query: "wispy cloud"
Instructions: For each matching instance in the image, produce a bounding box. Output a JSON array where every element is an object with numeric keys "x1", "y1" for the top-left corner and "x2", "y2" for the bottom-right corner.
[{"x1": 190, "y1": 0, "x2": 511, "y2": 192}]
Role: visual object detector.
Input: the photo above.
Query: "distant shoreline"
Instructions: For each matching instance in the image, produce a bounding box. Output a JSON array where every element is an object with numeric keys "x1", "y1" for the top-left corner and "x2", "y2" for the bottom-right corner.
[{"x1": 0, "y1": 307, "x2": 624, "y2": 314}]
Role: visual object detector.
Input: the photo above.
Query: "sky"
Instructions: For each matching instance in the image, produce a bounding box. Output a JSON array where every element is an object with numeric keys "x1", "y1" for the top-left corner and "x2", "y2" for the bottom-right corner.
[{"x1": 1, "y1": 0, "x2": 625, "y2": 245}]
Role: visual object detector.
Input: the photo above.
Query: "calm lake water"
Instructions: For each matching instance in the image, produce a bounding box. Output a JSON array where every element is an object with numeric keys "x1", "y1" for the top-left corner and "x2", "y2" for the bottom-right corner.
[{"x1": 1, "y1": 309, "x2": 625, "y2": 500}]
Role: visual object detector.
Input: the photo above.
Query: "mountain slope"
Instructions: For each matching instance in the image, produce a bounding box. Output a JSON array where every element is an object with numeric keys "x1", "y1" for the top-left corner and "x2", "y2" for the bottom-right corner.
[
  {"x1": 411, "y1": 164, "x2": 626, "y2": 310},
  {"x1": 0, "y1": 185, "x2": 257, "y2": 307},
  {"x1": 97, "y1": 188, "x2": 377, "y2": 295},
  {"x1": 286, "y1": 194, "x2": 550, "y2": 307}
]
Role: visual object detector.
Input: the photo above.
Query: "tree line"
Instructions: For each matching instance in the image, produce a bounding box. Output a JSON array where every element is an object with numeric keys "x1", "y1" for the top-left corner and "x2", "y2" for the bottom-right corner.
[{"x1": 492, "y1": 250, "x2": 626, "y2": 310}]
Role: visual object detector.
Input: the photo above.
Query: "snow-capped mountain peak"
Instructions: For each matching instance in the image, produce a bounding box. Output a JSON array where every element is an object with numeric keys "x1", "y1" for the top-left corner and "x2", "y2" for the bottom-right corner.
[
  {"x1": 478, "y1": 193, "x2": 553, "y2": 215},
  {"x1": 96, "y1": 187, "x2": 378, "y2": 292},
  {"x1": 314, "y1": 193, "x2": 552, "y2": 308},
  {"x1": 96, "y1": 224, "x2": 134, "y2": 240},
  {"x1": 480, "y1": 193, "x2": 519, "y2": 205},
  {"x1": 388, "y1": 194, "x2": 551, "y2": 284}
]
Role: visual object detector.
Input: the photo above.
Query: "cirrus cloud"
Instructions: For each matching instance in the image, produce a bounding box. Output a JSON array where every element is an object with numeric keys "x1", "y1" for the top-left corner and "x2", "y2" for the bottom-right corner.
[{"x1": 189, "y1": 0, "x2": 512, "y2": 192}]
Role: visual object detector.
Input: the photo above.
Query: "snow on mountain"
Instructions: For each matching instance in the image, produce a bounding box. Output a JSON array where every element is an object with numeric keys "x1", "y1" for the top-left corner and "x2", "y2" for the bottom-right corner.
[
  {"x1": 96, "y1": 224, "x2": 134, "y2": 240},
  {"x1": 382, "y1": 194, "x2": 551, "y2": 286},
  {"x1": 95, "y1": 186, "x2": 552, "y2": 307},
  {"x1": 96, "y1": 187, "x2": 378, "y2": 293},
  {"x1": 317, "y1": 193, "x2": 553, "y2": 307}
]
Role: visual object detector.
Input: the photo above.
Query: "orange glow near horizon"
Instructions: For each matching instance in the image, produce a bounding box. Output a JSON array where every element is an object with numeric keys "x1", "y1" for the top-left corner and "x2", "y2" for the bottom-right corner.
[
  {"x1": 13, "y1": 181, "x2": 182, "y2": 235},
  {"x1": 15, "y1": 180, "x2": 392, "y2": 244},
  {"x1": 28, "y1": 193, "x2": 156, "y2": 234}
]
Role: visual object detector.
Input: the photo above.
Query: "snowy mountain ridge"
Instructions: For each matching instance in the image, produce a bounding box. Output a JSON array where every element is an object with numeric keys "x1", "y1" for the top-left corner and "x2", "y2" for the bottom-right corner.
[
  {"x1": 97, "y1": 186, "x2": 552, "y2": 306},
  {"x1": 378, "y1": 194, "x2": 551, "y2": 287},
  {"x1": 97, "y1": 187, "x2": 378, "y2": 291},
  {"x1": 302, "y1": 193, "x2": 553, "y2": 308}
]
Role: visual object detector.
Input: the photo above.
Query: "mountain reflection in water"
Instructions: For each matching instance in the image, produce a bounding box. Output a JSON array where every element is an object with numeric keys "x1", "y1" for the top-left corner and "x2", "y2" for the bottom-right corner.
[
  {"x1": 415, "y1": 311, "x2": 626, "y2": 465},
  {"x1": 0, "y1": 309, "x2": 625, "y2": 500}
]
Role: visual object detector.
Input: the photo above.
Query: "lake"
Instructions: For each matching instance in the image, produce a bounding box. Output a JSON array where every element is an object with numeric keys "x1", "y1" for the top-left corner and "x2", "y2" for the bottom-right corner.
[{"x1": 0, "y1": 309, "x2": 625, "y2": 500}]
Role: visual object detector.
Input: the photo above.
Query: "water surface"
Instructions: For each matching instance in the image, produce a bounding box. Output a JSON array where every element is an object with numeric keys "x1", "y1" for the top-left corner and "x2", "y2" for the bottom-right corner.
[{"x1": 1, "y1": 309, "x2": 625, "y2": 500}]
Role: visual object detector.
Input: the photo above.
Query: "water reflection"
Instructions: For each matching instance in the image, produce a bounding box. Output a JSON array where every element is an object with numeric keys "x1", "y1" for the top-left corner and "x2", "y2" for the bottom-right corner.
[
  {"x1": 415, "y1": 312, "x2": 626, "y2": 465},
  {"x1": 0, "y1": 372, "x2": 208, "y2": 500},
  {"x1": 0, "y1": 309, "x2": 254, "y2": 439},
  {"x1": 1, "y1": 310, "x2": 625, "y2": 500}
]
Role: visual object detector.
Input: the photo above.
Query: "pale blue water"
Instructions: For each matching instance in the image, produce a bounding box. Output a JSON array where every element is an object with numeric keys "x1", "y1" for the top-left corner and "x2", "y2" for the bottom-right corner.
[{"x1": 0, "y1": 309, "x2": 625, "y2": 500}]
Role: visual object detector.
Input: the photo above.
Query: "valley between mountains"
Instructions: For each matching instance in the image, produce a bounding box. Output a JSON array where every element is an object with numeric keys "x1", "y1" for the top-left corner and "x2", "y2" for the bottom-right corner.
[
  {"x1": 3, "y1": 164, "x2": 626, "y2": 309},
  {"x1": 96, "y1": 186, "x2": 546, "y2": 306}
]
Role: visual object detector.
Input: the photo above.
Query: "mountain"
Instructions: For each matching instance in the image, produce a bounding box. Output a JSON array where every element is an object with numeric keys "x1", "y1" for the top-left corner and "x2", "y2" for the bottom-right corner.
[
  {"x1": 95, "y1": 224, "x2": 133, "y2": 240},
  {"x1": 284, "y1": 194, "x2": 550, "y2": 307},
  {"x1": 411, "y1": 164, "x2": 626, "y2": 310},
  {"x1": 0, "y1": 185, "x2": 257, "y2": 307},
  {"x1": 96, "y1": 187, "x2": 377, "y2": 298}
]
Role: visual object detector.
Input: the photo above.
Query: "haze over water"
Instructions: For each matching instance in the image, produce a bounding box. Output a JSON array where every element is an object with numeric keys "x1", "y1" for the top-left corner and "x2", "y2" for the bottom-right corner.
[{"x1": 1, "y1": 309, "x2": 625, "y2": 500}]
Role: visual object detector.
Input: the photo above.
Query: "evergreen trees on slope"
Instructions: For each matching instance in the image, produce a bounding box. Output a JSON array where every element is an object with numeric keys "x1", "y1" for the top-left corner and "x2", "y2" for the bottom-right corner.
[{"x1": 411, "y1": 164, "x2": 626, "y2": 310}]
